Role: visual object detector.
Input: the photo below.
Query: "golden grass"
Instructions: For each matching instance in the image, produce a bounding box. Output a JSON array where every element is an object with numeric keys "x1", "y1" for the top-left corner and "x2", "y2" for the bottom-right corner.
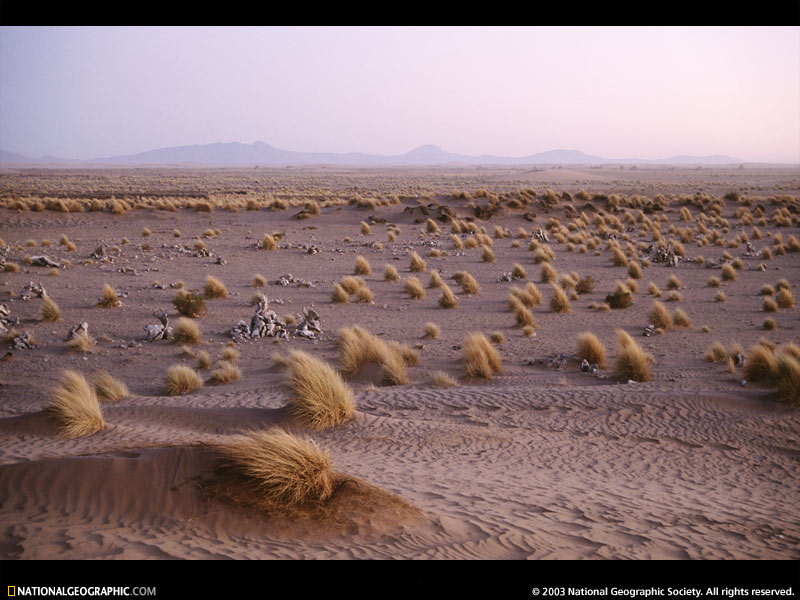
[
  {"x1": 173, "y1": 318, "x2": 202, "y2": 344},
  {"x1": 721, "y1": 263, "x2": 737, "y2": 282},
  {"x1": 204, "y1": 275, "x2": 229, "y2": 298},
  {"x1": 286, "y1": 349, "x2": 355, "y2": 428},
  {"x1": 673, "y1": 308, "x2": 691, "y2": 328},
  {"x1": 339, "y1": 276, "x2": 364, "y2": 295},
  {"x1": 96, "y1": 283, "x2": 120, "y2": 308},
  {"x1": 775, "y1": 353, "x2": 800, "y2": 406},
  {"x1": 48, "y1": 370, "x2": 105, "y2": 437},
  {"x1": 210, "y1": 361, "x2": 243, "y2": 384},
  {"x1": 667, "y1": 275, "x2": 682, "y2": 290},
  {"x1": 428, "y1": 270, "x2": 444, "y2": 289},
  {"x1": 481, "y1": 245, "x2": 495, "y2": 263},
  {"x1": 715, "y1": 291, "x2": 726, "y2": 303},
  {"x1": 356, "y1": 285, "x2": 374, "y2": 303},
  {"x1": 360, "y1": 221, "x2": 372, "y2": 235},
  {"x1": 463, "y1": 332, "x2": 502, "y2": 379},
  {"x1": 91, "y1": 371, "x2": 129, "y2": 402},
  {"x1": 384, "y1": 264, "x2": 400, "y2": 281},
  {"x1": 614, "y1": 330, "x2": 653, "y2": 382},
  {"x1": 523, "y1": 325, "x2": 535, "y2": 338},
  {"x1": 354, "y1": 255, "x2": 371, "y2": 275},
  {"x1": 627, "y1": 262, "x2": 642, "y2": 279},
  {"x1": 332, "y1": 283, "x2": 349, "y2": 303},
  {"x1": 424, "y1": 322, "x2": 441, "y2": 339},
  {"x1": 610, "y1": 247, "x2": 628, "y2": 267},
  {"x1": 337, "y1": 326, "x2": 410, "y2": 385},
  {"x1": 3, "y1": 262, "x2": 19, "y2": 272},
  {"x1": 705, "y1": 342, "x2": 728, "y2": 363},
  {"x1": 451, "y1": 234, "x2": 464, "y2": 249},
  {"x1": 776, "y1": 278, "x2": 791, "y2": 291},
  {"x1": 648, "y1": 281, "x2": 662, "y2": 297},
  {"x1": 404, "y1": 276, "x2": 425, "y2": 299},
  {"x1": 707, "y1": 276, "x2": 721, "y2": 288},
  {"x1": 511, "y1": 263, "x2": 527, "y2": 279},
  {"x1": 67, "y1": 331, "x2": 95, "y2": 353},
  {"x1": 576, "y1": 332, "x2": 607, "y2": 369},
  {"x1": 197, "y1": 351, "x2": 211, "y2": 370},
  {"x1": 509, "y1": 295, "x2": 536, "y2": 327},
  {"x1": 164, "y1": 365, "x2": 204, "y2": 395},
  {"x1": 218, "y1": 428, "x2": 334, "y2": 505},
  {"x1": 453, "y1": 270, "x2": 481, "y2": 295},
  {"x1": 409, "y1": 251, "x2": 427, "y2": 272},
  {"x1": 649, "y1": 300, "x2": 673, "y2": 330},
  {"x1": 776, "y1": 289, "x2": 794, "y2": 309},
  {"x1": 743, "y1": 344, "x2": 777, "y2": 382},
  {"x1": 438, "y1": 284, "x2": 458, "y2": 309},
  {"x1": 431, "y1": 370, "x2": 459, "y2": 387},
  {"x1": 764, "y1": 318, "x2": 777, "y2": 330},
  {"x1": 605, "y1": 281, "x2": 633, "y2": 309},
  {"x1": 252, "y1": 274, "x2": 267, "y2": 287},
  {"x1": 549, "y1": 283, "x2": 571, "y2": 313},
  {"x1": 541, "y1": 262, "x2": 557, "y2": 283},
  {"x1": 261, "y1": 234, "x2": 278, "y2": 250},
  {"x1": 42, "y1": 296, "x2": 62, "y2": 322},
  {"x1": 763, "y1": 298, "x2": 778, "y2": 313}
]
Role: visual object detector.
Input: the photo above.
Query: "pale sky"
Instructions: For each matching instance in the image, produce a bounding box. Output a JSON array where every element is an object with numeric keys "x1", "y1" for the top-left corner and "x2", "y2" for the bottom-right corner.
[{"x1": 1, "y1": 26, "x2": 798, "y2": 162}]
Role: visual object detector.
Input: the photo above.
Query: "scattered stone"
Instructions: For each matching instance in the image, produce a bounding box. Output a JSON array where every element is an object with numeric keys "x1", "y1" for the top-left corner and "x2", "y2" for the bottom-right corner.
[
  {"x1": 647, "y1": 243, "x2": 680, "y2": 267},
  {"x1": 12, "y1": 331, "x2": 35, "y2": 349},
  {"x1": 275, "y1": 274, "x2": 315, "y2": 288},
  {"x1": 144, "y1": 311, "x2": 172, "y2": 341},
  {"x1": 533, "y1": 228, "x2": 549, "y2": 242},
  {"x1": 230, "y1": 294, "x2": 319, "y2": 342},
  {"x1": 118, "y1": 266, "x2": 137, "y2": 274},
  {"x1": 741, "y1": 380, "x2": 747, "y2": 387},
  {"x1": 1, "y1": 351, "x2": 12, "y2": 361},
  {"x1": 533, "y1": 352, "x2": 570, "y2": 370},
  {"x1": 643, "y1": 324, "x2": 655, "y2": 337},
  {"x1": 21, "y1": 282, "x2": 46, "y2": 300},
  {"x1": 215, "y1": 257, "x2": 226, "y2": 265},
  {"x1": 306, "y1": 245, "x2": 320, "y2": 255},
  {"x1": 65, "y1": 322, "x2": 89, "y2": 341},
  {"x1": 496, "y1": 271, "x2": 524, "y2": 283},
  {"x1": 195, "y1": 248, "x2": 210, "y2": 257},
  {"x1": 734, "y1": 353, "x2": 745, "y2": 368},
  {"x1": 89, "y1": 246, "x2": 106, "y2": 260},
  {"x1": 0, "y1": 304, "x2": 20, "y2": 333},
  {"x1": 580, "y1": 359, "x2": 591, "y2": 372},
  {"x1": 29, "y1": 255, "x2": 62, "y2": 268}
]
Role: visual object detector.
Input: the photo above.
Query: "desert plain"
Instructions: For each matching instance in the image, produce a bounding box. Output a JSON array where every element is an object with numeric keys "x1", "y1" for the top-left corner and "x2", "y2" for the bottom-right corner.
[{"x1": 0, "y1": 164, "x2": 798, "y2": 560}]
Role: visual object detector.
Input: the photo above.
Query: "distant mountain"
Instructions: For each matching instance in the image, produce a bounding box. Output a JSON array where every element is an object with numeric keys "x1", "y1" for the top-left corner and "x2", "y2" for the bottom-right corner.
[{"x1": 1, "y1": 143, "x2": 743, "y2": 167}]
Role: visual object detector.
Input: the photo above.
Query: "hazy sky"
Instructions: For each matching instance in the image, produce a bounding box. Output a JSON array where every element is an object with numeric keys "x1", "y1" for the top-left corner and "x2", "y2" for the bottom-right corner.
[{"x1": 1, "y1": 26, "x2": 798, "y2": 162}]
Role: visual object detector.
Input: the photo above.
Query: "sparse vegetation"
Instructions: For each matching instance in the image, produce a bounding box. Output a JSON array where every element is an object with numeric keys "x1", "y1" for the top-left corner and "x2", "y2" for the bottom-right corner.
[
  {"x1": 204, "y1": 275, "x2": 228, "y2": 299},
  {"x1": 463, "y1": 332, "x2": 502, "y2": 379},
  {"x1": 404, "y1": 277, "x2": 425, "y2": 299},
  {"x1": 42, "y1": 296, "x2": 62, "y2": 322},
  {"x1": 164, "y1": 365, "x2": 204, "y2": 395},
  {"x1": 48, "y1": 370, "x2": 105, "y2": 437},
  {"x1": 576, "y1": 332, "x2": 607, "y2": 369},
  {"x1": 614, "y1": 329, "x2": 653, "y2": 382},
  {"x1": 92, "y1": 371, "x2": 129, "y2": 402}
]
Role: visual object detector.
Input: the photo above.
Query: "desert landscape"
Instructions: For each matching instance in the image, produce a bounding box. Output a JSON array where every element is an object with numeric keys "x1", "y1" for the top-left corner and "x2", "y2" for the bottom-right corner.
[{"x1": 0, "y1": 164, "x2": 798, "y2": 560}]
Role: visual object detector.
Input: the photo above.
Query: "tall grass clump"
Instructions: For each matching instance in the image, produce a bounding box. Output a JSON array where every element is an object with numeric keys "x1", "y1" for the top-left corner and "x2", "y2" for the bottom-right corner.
[
  {"x1": 204, "y1": 275, "x2": 228, "y2": 298},
  {"x1": 463, "y1": 332, "x2": 502, "y2": 380},
  {"x1": 285, "y1": 350, "x2": 355, "y2": 428},
  {"x1": 91, "y1": 371, "x2": 129, "y2": 402},
  {"x1": 576, "y1": 332, "x2": 607, "y2": 369},
  {"x1": 438, "y1": 284, "x2": 458, "y2": 309},
  {"x1": 384, "y1": 264, "x2": 400, "y2": 281},
  {"x1": 42, "y1": 296, "x2": 62, "y2": 322},
  {"x1": 48, "y1": 370, "x2": 105, "y2": 437},
  {"x1": 409, "y1": 251, "x2": 427, "y2": 272},
  {"x1": 97, "y1": 283, "x2": 120, "y2": 308},
  {"x1": 404, "y1": 277, "x2": 425, "y2": 299},
  {"x1": 549, "y1": 283, "x2": 571, "y2": 313},
  {"x1": 614, "y1": 329, "x2": 653, "y2": 382},
  {"x1": 354, "y1": 255, "x2": 371, "y2": 275},
  {"x1": 173, "y1": 318, "x2": 202, "y2": 344},
  {"x1": 164, "y1": 365, "x2": 204, "y2": 395}
]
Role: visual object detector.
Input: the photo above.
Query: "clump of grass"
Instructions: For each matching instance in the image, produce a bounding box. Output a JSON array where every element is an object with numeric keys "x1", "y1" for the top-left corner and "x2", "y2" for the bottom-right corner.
[
  {"x1": 356, "y1": 285, "x2": 374, "y2": 303},
  {"x1": 764, "y1": 318, "x2": 777, "y2": 330},
  {"x1": 708, "y1": 276, "x2": 721, "y2": 288},
  {"x1": 173, "y1": 318, "x2": 201, "y2": 344},
  {"x1": 463, "y1": 332, "x2": 502, "y2": 379},
  {"x1": 648, "y1": 281, "x2": 662, "y2": 297},
  {"x1": 261, "y1": 234, "x2": 278, "y2": 250},
  {"x1": 721, "y1": 263, "x2": 737, "y2": 282},
  {"x1": 438, "y1": 284, "x2": 458, "y2": 309},
  {"x1": 481, "y1": 245, "x2": 495, "y2": 263},
  {"x1": 285, "y1": 350, "x2": 355, "y2": 428},
  {"x1": 744, "y1": 344, "x2": 779, "y2": 382},
  {"x1": 428, "y1": 270, "x2": 444, "y2": 289},
  {"x1": 431, "y1": 370, "x2": 459, "y2": 387},
  {"x1": 339, "y1": 276, "x2": 363, "y2": 295},
  {"x1": 164, "y1": 365, "x2": 204, "y2": 395},
  {"x1": 576, "y1": 332, "x2": 607, "y2": 369},
  {"x1": 673, "y1": 308, "x2": 691, "y2": 327},
  {"x1": 409, "y1": 251, "x2": 427, "y2": 272},
  {"x1": 509, "y1": 295, "x2": 536, "y2": 328},
  {"x1": 667, "y1": 290, "x2": 682, "y2": 302},
  {"x1": 715, "y1": 291, "x2": 726, "y2": 303},
  {"x1": 332, "y1": 283, "x2": 349, "y2": 304},
  {"x1": 614, "y1": 329, "x2": 653, "y2": 382},
  {"x1": 42, "y1": 296, "x2": 62, "y2": 322},
  {"x1": 541, "y1": 262, "x2": 557, "y2": 283},
  {"x1": 3, "y1": 262, "x2": 19, "y2": 272},
  {"x1": 763, "y1": 298, "x2": 778, "y2": 313},
  {"x1": 649, "y1": 300, "x2": 672, "y2": 330},
  {"x1": 91, "y1": 371, "x2": 129, "y2": 402},
  {"x1": 510, "y1": 263, "x2": 527, "y2": 279},
  {"x1": 605, "y1": 281, "x2": 633, "y2": 309},
  {"x1": 776, "y1": 278, "x2": 791, "y2": 292},
  {"x1": 549, "y1": 284, "x2": 571, "y2": 313},
  {"x1": 627, "y1": 262, "x2": 642, "y2": 279},
  {"x1": 489, "y1": 331, "x2": 505, "y2": 344},
  {"x1": 667, "y1": 275, "x2": 682, "y2": 290},
  {"x1": 210, "y1": 361, "x2": 243, "y2": 384},
  {"x1": 384, "y1": 264, "x2": 399, "y2": 281},
  {"x1": 97, "y1": 283, "x2": 120, "y2": 308},
  {"x1": 610, "y1": 247, "x2": 628, "y2": 267},
  {"x1": 173, "y1": 229, "x2": 182, "y2": 238},
  {"x1": 776, "y1": 288, "x2": 794, "y2": 309},
  {"x1": 252, "y1": 274, "x2": 267, "y2": 287},
  {"x1": 451, "y1": 235, "x2": 464, "y2": 249},
  {"x1": 49, "y1": 268, "x2": 59, "y2": 276},
  {"x1": 142, "y1": 227, "x2": 151, "y2": 237},
  {"x1": 705, "y1": 342, "x2": 728, "y2": 363},
  {"x1": 453, "y1": 270, "x2": 481, "y2": 295},
  {"x1": 204, "y1": 275, "x2": 228, "y2": 299},
  {"x1": 173, "y1": 290, "x2": 206, "y2": 318},
  {"x1": 576, "y1": 275, "x2": 596, "y2": 295},
  {"x1": 354, "y1": 255, "x2": 371, "y2": 275},
  {"x1": 760, "y1": 284, "x2": 775, "y2": 296},
  {"x1": 775, "y1": 352, "x2": 800, "y2": 406},
  {"x1": 424, "y1": 322, "x2": 441, "y2": 339},
  {"x1": 67, "y1": 331, "x2": 95, "y2": 353},
  {"x1": 361, "y1": 221, "x2": 372, "y2": 235},
  {"x1": 523, "y1": 325, "x2": 535, "y2": 337},
  {"x1": 404, "y1": 277, "x2": 425, "y2": 299},
  {"x1": 337, "y1": 326, "x2": 412, "y2": 386},
  {"x1": 47, "y1": 370, "x2": 105, "y2": 437},
  {"x1": 218, "y1": 428, "x2": 334, "y2": 505},
  {"x1": 197, "y1": 351, "x2": 211, "y2": 370}
]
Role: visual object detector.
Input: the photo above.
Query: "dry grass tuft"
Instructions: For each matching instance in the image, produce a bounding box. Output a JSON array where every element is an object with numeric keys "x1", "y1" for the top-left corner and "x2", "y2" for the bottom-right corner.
[
  {"x1": 91, "y1": 371, "x2": 129, "y2": 402},
  {"x1": 541, "y1": 262, "x2": 557, "y2": 283},
  {"x1": 173, "y1": 290, "x2": 206, "y2": 318},
  {"x1": 614, "y1": 330, "x2": 653, "y2": 382},
  {"x1": 197, "y1": 351, "x2": 211, "y2": 370},
  {"x1": 424, "y1": 322, "x2": 441, "y2": 339},
  {"x1": 605, "y1": 281, "x2": 634, "y2": 309},
  {"x1": 511, "y1": 263, "x2": 527, "y2": 279},
  {"x1": 4, "y1": 262, "x2": 20, "y2": 272},
  {"x1": 339, "y1": 276, "x2": 363, "y2": 295},
  {"x1": 404, "y1": 277, "x2": 425, "y2": 299},
  {"x1": 173, "y1": 318, "x2": 202, "y2": 344},
  {"x1": 42, "y1": 296, "x2": 62, "y2": 322},
  {"x1": 453, "y1": 270, "x2": 481, "y2": 295},
  {"x1": 384, "y1": 264, "x2": 400, "y2": 282},
  {"x1": 218, "y1": 428, "x2": 334, "y2": 505},
  {"x1": 744, "y1": 344, "x2": 778, "y2": 382},
  {"x1": 721, "y1": 263, "x2": 737, "y2": 282},
  {"x1": 776, "y1": 289, "x2": 794, "y2": 309},
  {"x1": 409, "y1": 251, "x2": 427, "y2": 272},
  {"x1": 252, "y1": 274, "x2": 267, "y2": 287},
  {"x1": 549, "y1": 283, "x2": 571, "y2": 313},
  {"x1": 356, "y1": 285, "x2": 374, "y2": 303},
  {"x1": 673, "y1": 308, "x2": 691, "y2": 328},
  {"x1": 775, "y1": 353, "x2": 800, "y2": 406},
  {"x1": 763, "y1": 298, "x2": 778, "y2": 313},
  {"x1": 576, "y1": 332, "x2": 607, "y2": 369},
  {"x1": 523, "y1": 325, "x2": 535, "y2": 338},
  {"x1": 97, "y1": 283, "x2": 120, "y2": 308},
  {"x1": 67, "y1": 331, "x2": 95, "y2": 353},
  {"x1": 708, "y1": 276, "x2": 721, "y2": 288},
  {"x1": 481, "y1": 245, "x2": 495, "y2": 263},
  {"x1": 332, "y1": 283, "x2": 349, "y2": 304},
  {"x1": 210, "y1": 361, "x2": 243, "y2": 384},
  {"x1": 649, "y1": 300, "x2": 673, "y2": 330},
  {"x1": 463, "y1": 332, "x2": 502, "y2": 379},
  {"x1": 509, "y1": 295, "x2": 536, "y2": 327},
  {"x1": 431, "y1": 370, "x2": 459, "y2": 387},
  {"x1": 667, "y1": 275, "x2": 682, "y2": 290},
  {"x1": 360, "y1": 221, "x2": 372, "y2": 235},
  {"x1": 164, "y1": 365, "x2": 204, "y2": 395},
  {"x1": 438, "y1": 284, "x2": 458, "y2": 309},
  {"x1": 705, "y1": 342, "x2": 728, "y2": 363},
  {"x1": 204, "y1": 275, "x2": 228, "y2": 299},
  {"x1": 337, "y1": 326, "x2": 411, "y2": 386},
  {"x1": 286, "y1": 349, "x2": 355, "y2": 428},
  {"x1": 428, "y1": 270, "x2": 444, "y2": 289},
  {"x1": 354, "y1": 255, "x2": 371, "y2": 275},
  {"x1": 48, "y1": 370, "x2": 105, "y2": 437},
  {"x1": 261, "y1": 234, "x2": 278, "y2": 250},
  {"x1": 764, "y1": 318, "x2": 777, "y2": 331}
]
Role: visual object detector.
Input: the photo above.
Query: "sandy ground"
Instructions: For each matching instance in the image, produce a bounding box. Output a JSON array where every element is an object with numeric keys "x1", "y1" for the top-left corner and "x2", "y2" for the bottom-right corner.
[{"x1": 0, "y1": 166, "x2": 798, "y2": 559}]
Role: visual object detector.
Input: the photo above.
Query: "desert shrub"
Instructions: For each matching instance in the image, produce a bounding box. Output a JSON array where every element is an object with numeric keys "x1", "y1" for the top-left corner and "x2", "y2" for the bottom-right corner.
[
  {"x1": 540, "y1": 263, "x2": 557, "y2": 283},
  {"x1": 42, "y1": 296, "x2": 62, "y2": 322},
  {"x1": 384, "y1": 264, "x2": 400, "y2": 281},
  {"x1": 628, "y1": 262, "x2": 642, "y2": 279},
  {"x1": 715, "y1": 291, "x2": 726, "y2": 303},
  {"x1": 610, "y1": 247, "x2": 628, "y2": 267},
  {"x1": 438, "y1": 284, "x2": 458, "y2": 309},
  {"x1": 673, "y1": 308, "x2": 691, "y2": 327},
  {"x1": 361, "y1": 221, "x2": 372, "y2": 235},
  {"x1": 222, "y1": 347, "x2": 240, "y2": 363},
  {"x1": 336, "y1": 326, "x2": 410, "y2": 386},
  {"x1": 708, "y1": 276, "x2": 721, "y2": 288},
  {"x1": 210, "y1": 361, "x2": 243, "y2": 384},
  {"x1": 463, "y1": 333, "x2": 502, "y2": 379},
  {"x1": 481, "y1": 245, "x2": 495, "y2": 263},
  {"x1": 511, "y1": 263, "x2": 527, "y2": 279},
  {"x1": 97, "y1": 283, "x2": 120, "y2": 308},
  {"x1": 339, "y1": 276, "x2": 364, "y2": 295},
  {"x1": 48, "y1": 370, "x2": 105, "y2": 437},
  {"x1": 173, "y1": 290, "x2": 206, "y2": 317},
  {"x1": 173, "y1": 318, "x2": 201, "y2": 344},
  {"x1": 605, "y1": 282, "x2": 633, "y2": 309},
  {"x1": 197, "y1": 351, "x2": 211, "y2": 370},
  {"x1": 356, "y1": 285, "x2": 374, "y2": 303},
  {"x1": 453, "y1": 271, "x2": 481, "y2": 295},
  {"x1": 404, "y1": 277, "x2": 425, "y2": 299},
  {"x1": 614, "y1": 330, "x2": 653, "y2": 382},
  {"x1": 261, "y1": 234, "x2": 278, "y2": 250},
  {"x1": 648, "y1": 281, "x2": 662, "y2": 297},
  {"x1": 218, "y1": 428, "x2": 334, "y2": 504},
  {"x1": 576, "y1": 275, "x2": 596, "y2": 295},
  {"x1": 667, "y1": 275, "x2": 682, "y2": 290},
  {"x1": 67, "y1": 332, "x2": 95, "y2": 353},
  {"x1": 431, "y1": 371, "x2": 459, "y2": 387},
  {"x1": 91, "y1": 371, "x2": 129, "y2": 402},
  {"x1": 509, "y1": 295, "x2": 536, "y2": 327},
  {"x1": 721, "y1": 264, "x2": 737, "y2": 282},
  {"x1": 252, "y1": 274, "x2": 267, "y2": 287},
  {"x1": 576, "y1": 332, "x2": 607, "y2": 369},
  {"x1": 776, "y1": 289, "x2": 794, "y2": 309},
  {"x1": 409, "y1": 251, "x2": 427, "y2": 272},
  {"x1": 424, "y1": 322, "x2": 441, "y2": 339},
  {"x1": 649, "y1": 301, "x2": 673, "y2": 330},
  {"x1": 204, "y1": 275, "x2": 228, "y2": 299},
  {"x1": 764, "y1": 318, "x2": 777, "y2": 330},
  {"x1": 286, "y1": 350, "x2": 355, "y2": 428},
  {"x1": 705, "y1": 342, "x2": 728, "y2": 362},
  {"x1": 549, "y1": 284, "x2": 571, "y2": 313},
  {"x1": 428, "y1": 270, "x2": 444, "y2": 289},
  {"x1": 451, "y1": 235, "x2": 464, "y2": 249},
  {"x1": 763, "y1": 298, "x2": 778, "y2": 313},
  {"x1": 164, "y1": 365, "x2": 204, "y2": 395},
  {"x1": 332, "y1": 283, "x2": 349, "y2": 304},
  {"x1": 354, "y1": 255, "x2": 371, "y2": 275}
]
